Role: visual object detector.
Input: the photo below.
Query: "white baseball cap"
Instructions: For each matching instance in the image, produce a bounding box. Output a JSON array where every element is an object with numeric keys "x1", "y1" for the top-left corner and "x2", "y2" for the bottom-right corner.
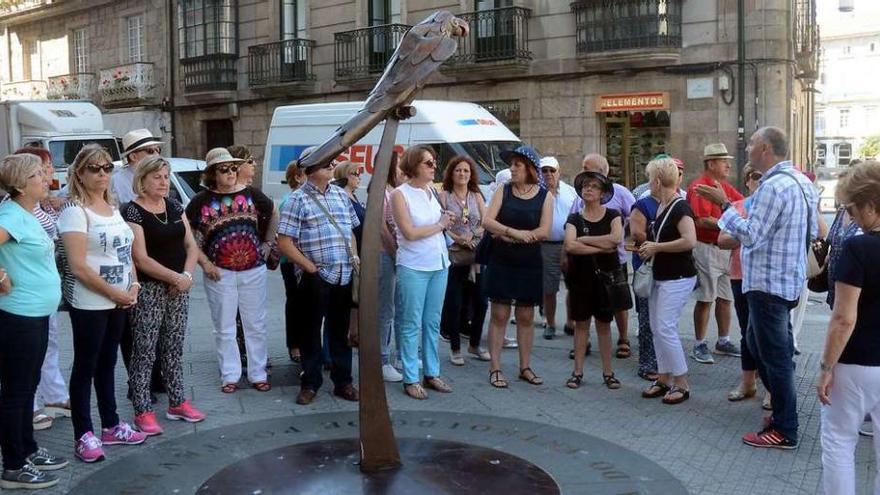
[{"x1": 539, "y1": 156, "x2": 560, "y2": 170}]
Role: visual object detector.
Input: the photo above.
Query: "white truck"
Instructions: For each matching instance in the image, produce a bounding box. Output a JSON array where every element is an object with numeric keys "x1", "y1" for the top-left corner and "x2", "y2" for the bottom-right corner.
[
  {"x1": 0, "y1": 100, "x2": 122, "y2": 187},
  {"x1": 262, "y1": 100, "x2": 521, "y2": 201}
]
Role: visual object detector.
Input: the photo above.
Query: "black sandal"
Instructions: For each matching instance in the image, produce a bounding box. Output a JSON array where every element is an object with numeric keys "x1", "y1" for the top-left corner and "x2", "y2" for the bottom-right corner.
[
  {"x1": 568, "y1": 343, "x2": 591, "y2": 360},
  {"x1": 602, "y1": 373, "x2": 621, "y2": 390},
  {"x1": 518, "y1": 367, "x2": 544, "y2": 385},
  {"x1": 566, "y1": 373, "x2": 583, "y2": 389},
  {"x1": 489, "y1": 370, "x2": 508, "y2": 389},
  {"x1": 641, "y1": 380, "x2": 670, "y2": 398},
  {"x1": 662, "y1": 385, "x2": 690, "y2": 405}
]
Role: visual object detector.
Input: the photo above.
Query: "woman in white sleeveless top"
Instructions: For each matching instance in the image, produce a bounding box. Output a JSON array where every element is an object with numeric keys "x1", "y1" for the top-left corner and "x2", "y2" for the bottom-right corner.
[{"x1": 390, "y1": 145, "x2": 453, "y2": 400}]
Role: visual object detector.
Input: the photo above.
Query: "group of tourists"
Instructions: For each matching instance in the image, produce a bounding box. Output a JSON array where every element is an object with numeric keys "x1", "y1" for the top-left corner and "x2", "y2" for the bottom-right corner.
[{"x1": 0, "y1": 123, "x2": 877, "y2": 494}]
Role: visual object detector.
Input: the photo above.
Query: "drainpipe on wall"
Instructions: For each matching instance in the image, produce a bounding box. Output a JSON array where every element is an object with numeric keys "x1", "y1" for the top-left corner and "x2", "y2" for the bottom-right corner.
[
  {"x1": 736, "y1": 0, "x2": 746, "y2": 185},
  {"x1": 167, "y1": 0, "x2": 177, "y2": 156}
]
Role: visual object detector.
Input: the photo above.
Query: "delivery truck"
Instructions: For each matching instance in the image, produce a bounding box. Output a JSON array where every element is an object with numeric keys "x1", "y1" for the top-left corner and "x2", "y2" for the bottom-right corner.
[
  {"x1": 262, "y1": 100, "x2": 521, "y2": 201},
  {"x1": 0, "y1": 100, "x2": 122, "y2": 187}
]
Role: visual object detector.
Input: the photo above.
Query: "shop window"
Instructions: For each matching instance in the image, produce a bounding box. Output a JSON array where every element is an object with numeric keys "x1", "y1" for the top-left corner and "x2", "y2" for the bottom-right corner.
[
  {"x1": 603, "y1": 110, "x2": 671, "y2": 188},
  {"x1": 480, "y1": 100, "x2": 520, "y2": 137}
]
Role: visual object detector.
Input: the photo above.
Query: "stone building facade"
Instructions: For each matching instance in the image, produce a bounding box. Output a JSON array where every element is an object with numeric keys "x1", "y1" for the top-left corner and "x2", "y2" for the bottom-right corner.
[{"x1": 1, "y1": 0, "x2": 818, "y2": 187}]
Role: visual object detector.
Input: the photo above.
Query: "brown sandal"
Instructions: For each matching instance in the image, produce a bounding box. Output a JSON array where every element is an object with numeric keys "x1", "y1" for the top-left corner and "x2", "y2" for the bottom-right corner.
[
  {"x1": 518, "y1": 367, "x2": 544, "y2": 385},
  {"x1": 221, "y1": 383, "x2": 237, "y2": 394},
  {"x1": 616, "y1": 339, "x2": 631, "y2": 359},
  {"x1": 489, "y1": 370, "x2": 508, "y2": 389},
  {"x1": 252, "y1": 381, "x2": 271, "y2": 392},
  {"x1": 404, "y1": 383, "x2": 428, "y2": 400},
  {"x1": 423, "y1": 376, "x2": 452, "y2": 393}
]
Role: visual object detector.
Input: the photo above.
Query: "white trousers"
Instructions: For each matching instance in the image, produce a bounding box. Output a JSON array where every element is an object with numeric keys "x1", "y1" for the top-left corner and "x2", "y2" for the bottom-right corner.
[
  {"x1": 204, "y1": 265, "x2": 268, "y2": 384},
  {"x1": 648, "y1": 277, "x2": 695, "y2": 377},
  {"x1": 34, "y1": 313, "x2": 68, "y2": 411},
  {"x1": 790, "y1": 281, "x2": 810, "y2": 350},
  {"x1": 821, "y1": 363, "x2": 880, "y2": 495}
]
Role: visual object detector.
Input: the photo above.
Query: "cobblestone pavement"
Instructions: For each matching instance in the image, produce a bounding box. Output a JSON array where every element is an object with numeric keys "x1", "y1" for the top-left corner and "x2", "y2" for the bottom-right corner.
[{"x1": 24, "y1": 271, "x2": 876, "y2": 494}]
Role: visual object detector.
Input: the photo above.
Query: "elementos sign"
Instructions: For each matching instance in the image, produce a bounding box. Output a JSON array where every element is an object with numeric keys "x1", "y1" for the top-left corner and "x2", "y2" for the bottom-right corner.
[
  {"x1": 594, "y1": 92, "x2": 670, "y2": 112},
  {"x1": 268, "y1": 143, "x2": 406, "y2": 174}
]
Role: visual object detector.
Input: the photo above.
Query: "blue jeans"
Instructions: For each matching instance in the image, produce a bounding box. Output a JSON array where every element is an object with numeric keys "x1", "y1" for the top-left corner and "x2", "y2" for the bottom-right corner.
[
  {"x1": 395, "y1": 265, "x2": 448, "y2": 384},
  {"x1": 378, "y1": 252, "x2": 396, "y2": 365},
  {"x1": 746, "y1": 290, "x2": 798, "y2": 441},
  {"x1": 731, "y1": 280, "x2": 758, "y2": 372}
]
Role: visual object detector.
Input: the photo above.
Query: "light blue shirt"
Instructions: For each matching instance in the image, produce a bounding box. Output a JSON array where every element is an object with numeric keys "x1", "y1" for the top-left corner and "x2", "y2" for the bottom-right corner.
[
  {"x1": 548, "y1": 181, "x2": 578, "y2": 242},
  {"x1": 718, "y1": 160, "x2": 819, "y2": 301},
  {"x1": 0, "y1": 200, "x2": 61, "y2": 317}
]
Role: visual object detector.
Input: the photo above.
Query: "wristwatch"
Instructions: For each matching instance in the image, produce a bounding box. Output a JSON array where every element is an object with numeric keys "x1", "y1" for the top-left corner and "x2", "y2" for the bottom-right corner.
[
  {"x1": 819, "y1": 361, "x2": 832, "y2": 372},
  {"x1": 720, "y1": 201, "x2": 731, "y2": 212}
]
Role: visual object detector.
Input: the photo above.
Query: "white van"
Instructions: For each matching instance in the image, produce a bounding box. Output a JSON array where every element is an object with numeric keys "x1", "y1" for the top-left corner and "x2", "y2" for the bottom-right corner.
[{"x1": 262, "y1": 100, "x2": 520, "y2": 201}]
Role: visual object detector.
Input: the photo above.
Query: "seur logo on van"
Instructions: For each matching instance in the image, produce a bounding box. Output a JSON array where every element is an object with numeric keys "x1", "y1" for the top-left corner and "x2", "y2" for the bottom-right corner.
[{"x1": 269, "y1": 143, "x2": 406, "y2": 175}]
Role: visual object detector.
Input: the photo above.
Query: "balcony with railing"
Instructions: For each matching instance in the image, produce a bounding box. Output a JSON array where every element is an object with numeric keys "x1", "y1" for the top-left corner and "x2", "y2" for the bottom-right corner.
[
  {"x1": 99, "y1": 62, "x2": 155, "y2": 107},
  {"x1": 47, "y1": 73, "x2": 95, "y2": 100},
  {"x1": 0, "y1": 80, "x2": 48, "y2": 101},
  {"x1": 181, "y1": 54, "x2": 238, "y2": 94},
  {"x1": 571, "y1": 0, "x2": 682, "y2": 66},
  {"x1": 335, "y1": 24, "x2": 410, "y2": 83},
  {"x1": 248, "y1": 38, "x2": 315, "y2": 93},
  {"x1": 443, "y1": 7, "x2": 531, "y2": 70},
  {"x1": 794, "y1": 0, "x2": 819, "y2": 80},
  {"x1": 0, "y1": 0, "x2": 56, "y2": 18}
]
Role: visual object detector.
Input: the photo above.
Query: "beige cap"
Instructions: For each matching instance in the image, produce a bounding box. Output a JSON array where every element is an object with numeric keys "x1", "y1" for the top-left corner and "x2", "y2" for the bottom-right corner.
[
  {"x1": 205, "y1": 147, "x2": 246, "y2": 167},
  {"x1": 539, "y1": 156, "x2": 559, "y2": 170},
  {"x1": 703, "y1": 143, "x2": 734, "y2": 161}
]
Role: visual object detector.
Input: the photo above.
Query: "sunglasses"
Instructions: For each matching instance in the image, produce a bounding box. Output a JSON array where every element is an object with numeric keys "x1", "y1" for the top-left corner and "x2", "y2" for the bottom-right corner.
[
  {"x1": 217, "y1": 165, "x2": 239, "y2": 174},
  {"x1": 85, "y1": 163, "x2": 114, "y2": 174},
  {"x1": 541, "y1": 168, "x2": 557, "y2": 174},
  {"x1": 748, "y1": 172, "x2": 763, "y2": 181},
  {"x1": 140, "y1": 148, "x2": 161, "y2": 156},
  {"x1": 349, "y1": 171, "x2": 361, "y2": 177},
  {"x1": 422, "y1": 159, "x2": 437, "y2": 169}
]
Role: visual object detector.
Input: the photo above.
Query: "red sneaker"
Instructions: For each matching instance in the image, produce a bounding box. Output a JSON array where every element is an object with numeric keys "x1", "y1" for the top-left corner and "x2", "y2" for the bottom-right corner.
[
  {"x1": 166, "y1": 400, "x2": 206, "y2": 423},
  {"x1": 134, "y1": 412, "x2": 163, "y2": 436},
  {"x1": 742, "y1": 428, "x2": 798, "y2": 450}
]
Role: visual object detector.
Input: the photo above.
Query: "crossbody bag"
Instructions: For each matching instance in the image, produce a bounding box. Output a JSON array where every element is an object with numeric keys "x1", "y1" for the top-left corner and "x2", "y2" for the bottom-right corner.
[
  {"x1": 304, "y1": 188, "x2": 360, "y2": 304},
  {"x1": 632, "y1": 197, "x2": 683, "y2": 299}
]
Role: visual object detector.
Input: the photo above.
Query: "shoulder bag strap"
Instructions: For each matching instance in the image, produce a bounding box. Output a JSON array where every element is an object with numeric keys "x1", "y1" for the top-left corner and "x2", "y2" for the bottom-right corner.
[
  {"x1": 774, "y1": 171, "x2": 813, "y2": 252},
  {"x1": 304, "y1": 188, "x2": 354, "y2": 262},
  {"x1": 651, "y1": 197, "x2": 682, "y2": 245}
]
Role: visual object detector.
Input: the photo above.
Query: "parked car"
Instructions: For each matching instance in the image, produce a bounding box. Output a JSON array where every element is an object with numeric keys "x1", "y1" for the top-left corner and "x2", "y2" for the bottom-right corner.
[{"x1": 816, "y1": 167, "x2": 846, "y2": 213}]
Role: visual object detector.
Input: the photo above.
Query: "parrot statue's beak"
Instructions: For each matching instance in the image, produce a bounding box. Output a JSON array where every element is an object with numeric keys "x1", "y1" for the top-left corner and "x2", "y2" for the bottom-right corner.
[{"x1": 445, "y1": 17, "x2": 469, "y2": 38}]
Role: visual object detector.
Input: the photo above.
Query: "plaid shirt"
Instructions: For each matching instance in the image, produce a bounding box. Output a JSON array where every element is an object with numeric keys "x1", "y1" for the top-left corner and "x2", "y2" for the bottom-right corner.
[
  {"x1": 717, "y1": 160, "x2": 819, "y2": 301},
  {"x1": 278, "y1": 181, "x2": 360, "y2": 285}
]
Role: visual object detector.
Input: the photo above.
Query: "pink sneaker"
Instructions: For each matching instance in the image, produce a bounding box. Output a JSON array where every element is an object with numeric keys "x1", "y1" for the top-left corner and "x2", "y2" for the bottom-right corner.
[
  {"x1": 134, "y1": 412, "x2": 164, "y2": 436},
  {"x1": 74, "y1": 432, "x2": 105, "y2": 463},
  {"x1": 101, "y1": 421, "x2": 147, "y2": 446},
  {"x1": 166, "y1": 400, "x2": 206, "y2": 423}
]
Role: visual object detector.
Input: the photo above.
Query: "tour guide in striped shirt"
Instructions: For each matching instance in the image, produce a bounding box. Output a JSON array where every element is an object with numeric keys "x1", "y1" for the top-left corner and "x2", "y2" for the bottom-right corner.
[{"x1": 696, "y1": 126, "x2": 818, "y2": 451}]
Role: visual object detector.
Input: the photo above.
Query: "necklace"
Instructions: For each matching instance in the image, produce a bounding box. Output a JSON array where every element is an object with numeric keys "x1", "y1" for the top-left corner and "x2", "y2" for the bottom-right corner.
[
  {"x1": 513, "y1": 184, "x2": 536, "y2": 197},
  {"x1": 139, "y1": 199, "x2": 167, "y2": 225}
]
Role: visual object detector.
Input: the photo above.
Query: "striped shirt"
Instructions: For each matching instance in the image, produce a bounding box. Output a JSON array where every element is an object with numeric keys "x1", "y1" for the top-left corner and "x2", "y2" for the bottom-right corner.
[
  {"x1": 0, "y1": 194, "x2": 58, "y2": 239},
  {"x1": 717, "y1": 160, "x2": 819, "y2": 301},
  {"x1": 278, "y1": 181, "x2": 359, "y2": 285}
]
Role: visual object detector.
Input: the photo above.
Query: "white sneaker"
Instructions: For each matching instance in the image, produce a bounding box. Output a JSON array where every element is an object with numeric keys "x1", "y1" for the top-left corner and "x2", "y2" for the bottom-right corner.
[
  {"x1": 450, "y1": 351, "x2": 465, "y2": 366},
  {"x1": 382, "y1": 364, "x2": 403, "y2": 382},
  {"x1": 503, "y1": 337, "x2": 518, "y2": 349}
]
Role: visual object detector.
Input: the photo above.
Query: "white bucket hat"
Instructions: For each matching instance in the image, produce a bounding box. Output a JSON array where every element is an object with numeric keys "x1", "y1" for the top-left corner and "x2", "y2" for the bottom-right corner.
[
  {"x1": 122, "y1": 129, "x2": 164, "y2": 157},
  {"x1": 205, "y1": 147, "x2": 246, "y2": 167}
]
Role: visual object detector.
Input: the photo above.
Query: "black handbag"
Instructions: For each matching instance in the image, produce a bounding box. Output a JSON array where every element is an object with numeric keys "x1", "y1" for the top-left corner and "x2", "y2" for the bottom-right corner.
[
  {"x1": 807, "y1": 238, "x2": 830, "y2": 293},
  {"x1": 594, "y1": 262, "x2": 634, "y2": 312},
  {"x1": 474, "y1": 234, "x2": 493, "y2": 265}
]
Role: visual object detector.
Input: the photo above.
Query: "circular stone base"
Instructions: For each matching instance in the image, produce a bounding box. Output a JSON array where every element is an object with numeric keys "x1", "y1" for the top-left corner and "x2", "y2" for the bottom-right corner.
[
  {"x1": 200, "y1": 438, "x2": 559, "y2": 494},
  {"x1": 69, "y1": 411, "x2": 688, "y2": 495}
]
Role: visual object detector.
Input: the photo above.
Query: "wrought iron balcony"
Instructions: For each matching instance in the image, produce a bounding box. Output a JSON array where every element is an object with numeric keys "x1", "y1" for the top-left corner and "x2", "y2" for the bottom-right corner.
[
  {"x1": 181, "y1": 54, "x2": 238, "y2": 93},
  {"x1": 99, "y1": 62, "x2": 155, "y2": 106},
  {"x1": 444, "y1": 7, "x2": 531, "y2": 69},
  {"x1": 248, "y1": 38, "x2": 315, "y2": 88},
  {"x1": 571, "y1": 0, "x2": 682, "y2": 55},
  {"x1": 0, "y1": 0, "x2": 55, "y2": 18},
  {"x1": 47, "y1": 73, "x2": 95, "y2": 100},
  {"x1": 0, "y1": 80, "x2": 48, "y2": 101},
  {"x1": 335, "y1": 24, "x2": 410, "y2": 83},
  {"x1": 794, "y1": 0, "x2": 819, "y2": 80}
]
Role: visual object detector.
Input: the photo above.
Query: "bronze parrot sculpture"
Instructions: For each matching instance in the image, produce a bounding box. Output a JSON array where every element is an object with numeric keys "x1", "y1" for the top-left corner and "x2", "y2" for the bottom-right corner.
[{"x1": 297, "y1": 10, "x2": 469, "y2": 170}]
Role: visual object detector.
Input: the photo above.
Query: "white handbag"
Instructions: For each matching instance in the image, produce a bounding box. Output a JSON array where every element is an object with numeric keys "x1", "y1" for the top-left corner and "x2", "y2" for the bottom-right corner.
[{"x1": 632, "y1": 197, "x2": 682, "y2": 299}]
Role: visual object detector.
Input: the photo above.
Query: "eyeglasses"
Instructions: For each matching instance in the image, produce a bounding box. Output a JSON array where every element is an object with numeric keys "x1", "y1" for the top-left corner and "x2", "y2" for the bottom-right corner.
[
  {"x1": 845, "y1": 203, "x2": 858, "y2": 217},
  {"x1": 85, "y1": 163, "x2": 114, "y2": 174},
  {"x1": 349, "y1": 171, "x2": 361, "y2": 177},
  {"x1": 748, "y1": 172, "x2": 763, "y2": 181},
  {"x1": 245, "y1": 158, "x2": 255, "y2": 164},
  {"x1": 217, "y1": 165, "x2": 239, "y2": 174},
  {"x1": 422, "y1": 159, "x2": 437, "y2": 169},
  {"x1": 541, "y1": 168, "x2": 557, "y2": 174}
]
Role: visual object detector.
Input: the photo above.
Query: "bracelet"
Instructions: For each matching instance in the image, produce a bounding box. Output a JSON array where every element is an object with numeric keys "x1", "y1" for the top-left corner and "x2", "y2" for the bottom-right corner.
[
  {"x1": 131, "y1": 282, "x2": 142, "y2": 289},
  {"x1": 182, "y1": 271, "x2": 193, "y2": 281},
  {"x1": 819, "y1": 361, "x2": 833, "y2": 373}
]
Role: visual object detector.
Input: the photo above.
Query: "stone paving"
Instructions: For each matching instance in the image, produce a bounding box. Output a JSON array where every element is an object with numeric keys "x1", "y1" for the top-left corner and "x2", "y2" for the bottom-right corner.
[{"x1": 21, "y1": 271, "x2": 877, "y2": 494}]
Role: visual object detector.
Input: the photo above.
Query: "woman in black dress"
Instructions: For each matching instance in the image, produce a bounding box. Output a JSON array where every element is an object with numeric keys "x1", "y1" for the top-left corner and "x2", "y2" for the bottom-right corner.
[
  {"x1": 563, "y1": 171, "x2": 622, "y2": 390},
  {"x1": 482, "y1": 145, "x2": 553, "y2": 388}
]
